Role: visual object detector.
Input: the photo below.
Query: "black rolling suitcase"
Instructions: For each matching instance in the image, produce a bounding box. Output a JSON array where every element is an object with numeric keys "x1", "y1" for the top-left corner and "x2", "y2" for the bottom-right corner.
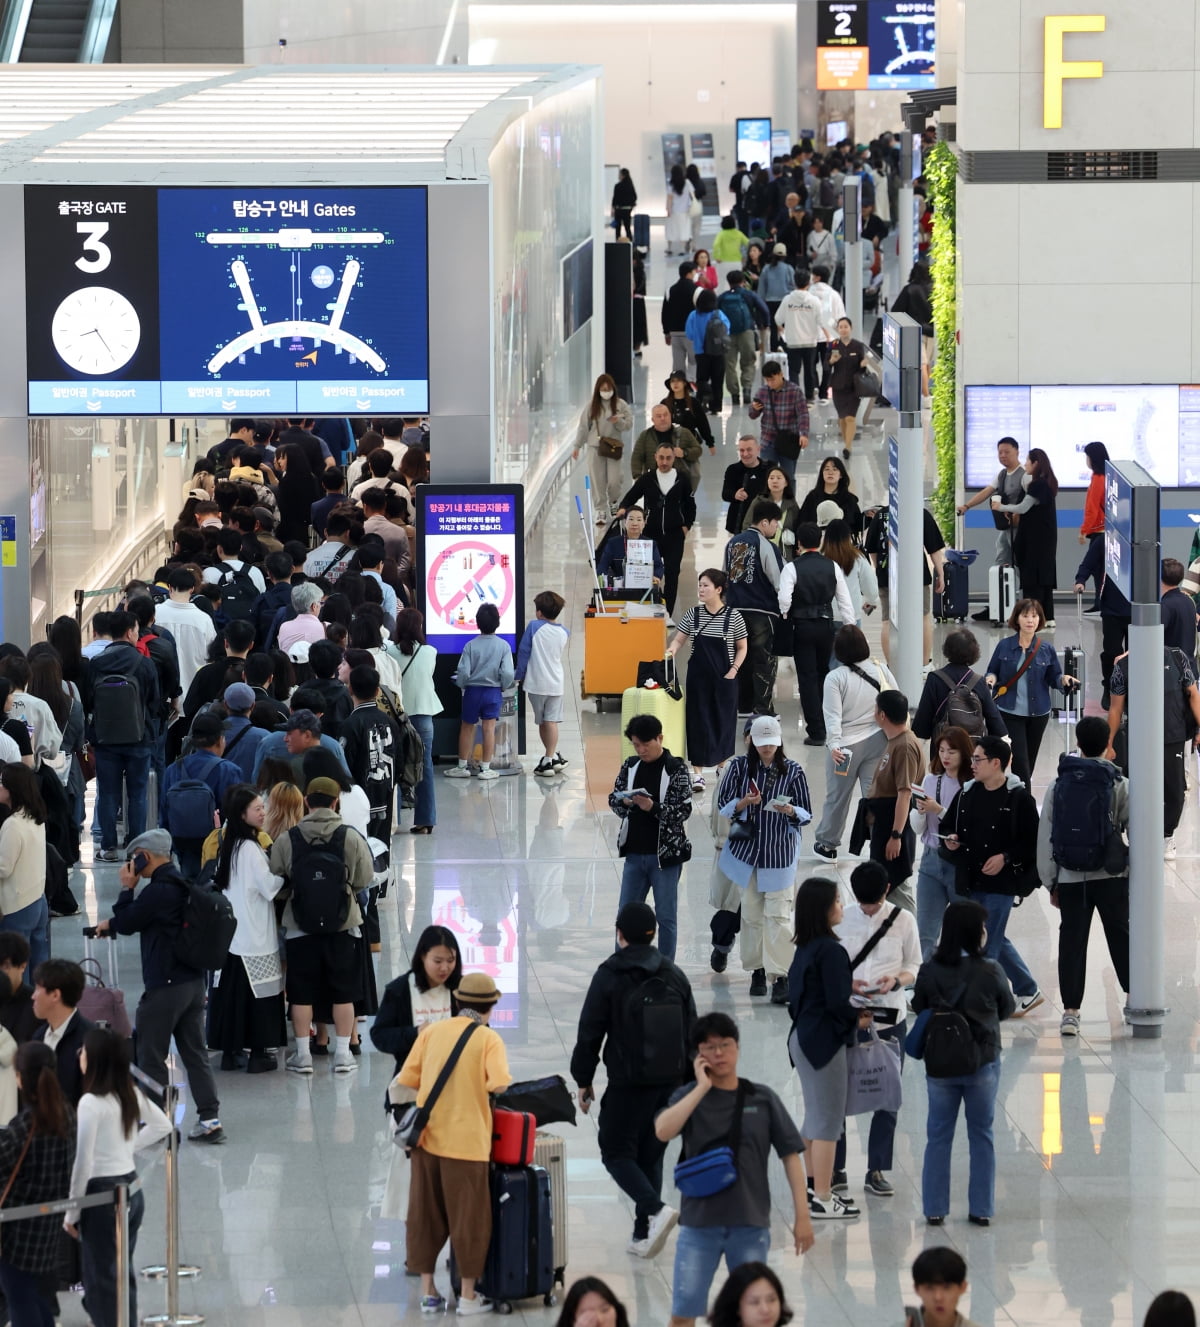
[
  {"x1": 1050, "y1": 592, "x2": 1088, "y2": 719},
  {"x1": 633, "y1": 213, "x2": 651, "y2": 250},
  {"x1": 934, "y1": 549, "x2": 976, "y2": 622},
  {"x1": 452, "y1": 1164, "x2": 556, "y2": 1311}
]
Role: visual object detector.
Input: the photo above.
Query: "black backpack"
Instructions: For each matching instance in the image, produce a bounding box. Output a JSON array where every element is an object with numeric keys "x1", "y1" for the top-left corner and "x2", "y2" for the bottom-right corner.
[
  {"x1": 218, "y1": 565, "x2": 260, "y2": 622},
  {"x1": 616, "y1": 967, "x2": 688, "y2": 1086},
  {"x1": 922, "y1": 980, "x2": 981, "y2": 1078},
  {"x1": 1050, "y1": 755, "x2": 1125, "y2": 873},
  {"x1": 932, "y1": 668, "x2": 986, "y2": 739},
  {"x1": 704, "y1": 314, "x2": 729, "y2": 356},
  {"x1": 287, "y1": 825, "x2": 351, "y2": 933},
  {"x1": 92, "y1": 675, "x2": 145, "y2": 746},
  {"x1": 173, "y1": 874, "x2": 238, "y2": 972}
]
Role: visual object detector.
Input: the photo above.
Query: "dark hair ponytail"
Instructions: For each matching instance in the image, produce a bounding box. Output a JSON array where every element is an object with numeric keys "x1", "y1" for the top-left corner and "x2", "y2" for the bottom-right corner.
[{"x1": 15, "y1": 1041, "x2": 69, "y2": 1139}]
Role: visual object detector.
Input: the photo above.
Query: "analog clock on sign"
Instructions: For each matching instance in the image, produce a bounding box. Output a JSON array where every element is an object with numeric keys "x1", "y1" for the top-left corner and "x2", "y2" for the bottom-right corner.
[{"x1": 51, "y1": 286, "x2": 141, "y2": 375}]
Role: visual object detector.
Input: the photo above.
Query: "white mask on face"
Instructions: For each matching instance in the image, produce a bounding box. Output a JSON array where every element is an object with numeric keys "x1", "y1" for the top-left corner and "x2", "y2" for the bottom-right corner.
[{"x1": 599, "y1": 389, "x2": 614, "y2": 400}]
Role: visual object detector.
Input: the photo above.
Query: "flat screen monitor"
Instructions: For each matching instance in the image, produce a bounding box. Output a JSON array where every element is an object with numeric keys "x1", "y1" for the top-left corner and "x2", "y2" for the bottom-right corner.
[
  {"x1": 562, "y1": 238, "x2": 593, "y2": 342},
  {"x1": 825, "y1": 120, "x2": 848, "y2": 148},
  {"x1": 964, "y1": 384, "x2": 1187, "y2": 489},
  {"x1": 735, "y1": 118, "x2": 772, "y2": 170},
  {"x1": 817, "y1": 0, "x2": 936, "y2": 92}
]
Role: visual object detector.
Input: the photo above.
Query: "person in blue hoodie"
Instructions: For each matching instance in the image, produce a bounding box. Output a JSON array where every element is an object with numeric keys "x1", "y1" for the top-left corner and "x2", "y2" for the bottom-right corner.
[
  {"x1": 445, "y1": 604, "x2": 515, "y2": 783},
  {"x1": 684, "y1": 289, "x2": 731, "y2": 416}
]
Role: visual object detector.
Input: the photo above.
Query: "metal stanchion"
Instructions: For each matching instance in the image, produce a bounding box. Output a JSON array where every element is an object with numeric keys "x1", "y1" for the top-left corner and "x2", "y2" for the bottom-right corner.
[
  {"x1": 136, "y1": 1057, "x2": 202, "y2": 1327},
  {"x1": 115, "y1": 1181, "x2": 130, "y2": 1327}
]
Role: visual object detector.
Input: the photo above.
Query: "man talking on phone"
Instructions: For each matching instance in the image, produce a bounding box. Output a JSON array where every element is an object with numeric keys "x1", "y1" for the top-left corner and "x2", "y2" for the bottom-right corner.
[{"x1": 96, "y1": 829, "x2": 224, "y2": 1143}]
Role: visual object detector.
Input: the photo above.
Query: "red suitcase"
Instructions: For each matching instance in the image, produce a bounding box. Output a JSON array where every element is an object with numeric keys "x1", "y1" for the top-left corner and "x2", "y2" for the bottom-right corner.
[{"x1": 492, "y1": 1109, "x2": 536, "y2": 1165}]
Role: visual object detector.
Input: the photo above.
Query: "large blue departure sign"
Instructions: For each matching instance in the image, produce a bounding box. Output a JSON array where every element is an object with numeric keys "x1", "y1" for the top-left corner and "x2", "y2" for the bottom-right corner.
[{"x1": 25, "y1": 185, "x2": 429, "y2": 416}]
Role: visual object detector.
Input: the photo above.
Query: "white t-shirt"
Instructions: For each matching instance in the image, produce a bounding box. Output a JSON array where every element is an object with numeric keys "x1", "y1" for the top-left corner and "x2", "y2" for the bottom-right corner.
[
  {"x1": 523, "y1": 622, "x2": 569, "y2": 697},
  {"x1": 655, "y1": 469, "x2": 678, "y2": 496}
]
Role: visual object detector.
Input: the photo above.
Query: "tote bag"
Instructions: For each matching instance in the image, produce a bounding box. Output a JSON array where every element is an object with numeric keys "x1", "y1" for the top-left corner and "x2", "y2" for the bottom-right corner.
[{"x1": 845, "y1": 1027, "x2": 902, "y2": 1116}]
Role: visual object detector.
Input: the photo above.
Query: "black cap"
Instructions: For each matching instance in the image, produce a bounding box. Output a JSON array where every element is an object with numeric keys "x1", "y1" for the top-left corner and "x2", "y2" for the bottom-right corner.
[{"x1": 616, "y1": 902, "x2": 656, "y2": 945}]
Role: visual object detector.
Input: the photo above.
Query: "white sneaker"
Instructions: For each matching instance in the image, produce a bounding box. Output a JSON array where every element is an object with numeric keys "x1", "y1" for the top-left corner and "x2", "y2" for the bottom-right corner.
[
  {"x1": 809, "y1": 1191, "x2": 860, "y2": 1219},
  {"x1": 1013, "y1": 990, "x2": 1045, "y2": 1016},
  {"x1": 1060, "y1": 1012, "x2": 1080, "y2": 1036},
  {"x1": 477, "y1": 768, "x2": 500, "y2": 781},
  {"x1": 285, "y1": 1052, "x2": 314, "y2": 1075},
  {"x1": 332, "y1": 1050, "x2": 358, "y2": 1074},
  {"x1": 1165, "y1": 836, "x2": 1178, "y2": 861},
  {"x1": 444, "y1": 766, "x2": 472, "y2": 779},
  {"x1": 638, "y1": 1204, "x2": 678, "y2": 1258},
  {"x1": 456, "y1": 1296, "x2": 493, "y2": 1317}
]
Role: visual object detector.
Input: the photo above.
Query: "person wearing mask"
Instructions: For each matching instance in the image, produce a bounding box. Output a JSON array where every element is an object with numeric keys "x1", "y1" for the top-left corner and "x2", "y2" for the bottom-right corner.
[
  {"x1": 608, "y1": 714, "x2": 693, "y2": 962},
  {"x1": 570, "y1": 901, "x2": 695, "y2": 1260},
  {"x1": 66, "y1": 1027, "x2": 171, "y2": 1327},
  {"x1": 786, "y1": 876, "x2": 865, "y2": 1219},
  {"x1": 912, "y1": 628, "x2": 1008, "y2": 746},
  {"x1": 664, "y1": 164, "x2": 696, "y2": 258},
  {"x1": 615, "y1": 444, "x2": 697, "y2": 618},
  {"x1": 756, "y1": 245, "x2": 796, "y2": 353},
  {"x1": 208, "y1": 785, "x2": 286, "y2": 1074},
  {"x1": 811, "y1": 626, "x2": 896, "y2": 861},
  {"x1": 573, "y1": 375, "x2": 634, "y2": 523},
  {"x1": 833, "y1": 860, "x2": 920, "y2": 1198},
  {"x1": 668, "y1": 570, "x2": 748, "y2": 794},
  {"x1": 827, "y1": 318, "x2": 868, "y2": 460},
  {"x1": 820, "y1": 519, "x2": 876, "y2": 624},
  {"x1": 984, "y1": 599, "x2": 1071, "y2": 791},
  {"x1": 0, "y1": 765, "x2": 49, "y2": 972},
  {"x1": 957, "y1": 437, "x2": 1026, "y2": 595},
  {"x1": 809, "y1": 265, "x2": 845, "y2": 397},
  {"x1": 741, "y1": 466, "x2": 801, "y2": 557},
  {"x1": 630, "y1": 404, "x2": 702, "y2": 489},
  {"x1": 718, "y1": 716, "x2": 811, "y2": 1005},
  {"x1": 596, "y1": 508, "x2": 665, "y2": 593},
  {"x1": 723, "y1": 504, "x2": 785, "y2": 717},
  {"x1": 393, "y1": 609, "x2": 442, "y2": 835},
  {"x1": 748, "y1": 361, "x2": 808, "y2": 489},
  {"x1": 940, "y1": 737, "x2": 1044, "y2": 1017},
  {"x1": 611, "y1": 167, "x2": 637, "y2": 240},
  {"x1": 912, "y1": 900, "x2": 1015, "y2": 1227},
  {"x1": 778, "y1": 524, "x2": 854, "y2": 746},
  {"x1": 661, "y1": 372, "x2": 715, "y2": 454},
  {"x1": 370, "y1": 924, "x2": 461, "y2": 1072},
  {"x1": 272, "y1": 444, "x2": 322, "y2": 545},
  {"x1": 775, "y1": 270, "x2": 824, "y2": 403},
  {"x1": 0, "y1": 1042, "x2": 76, "y2": 1327},
  {"x1": 662, "y1": 259, "x2": 700, "y2": 381},
  {"x1": 993, "y1": 447, "x2": 1060, "y2": 629},
  {"x1": 716, "y1": 272, "x2": 767, "y2": 408},
  {"x1": 1079, "y1": 441, "x2": 1110, "y2": 612},
  {"x1": 685, "y1": 289, "x2": 730, "y2": 417},
  {"x1": 911, "y1": 727, "x2": 976, "y2": 959},
  {"x1": 721, "y1": 435, "x2": 770, "y2": 536}
]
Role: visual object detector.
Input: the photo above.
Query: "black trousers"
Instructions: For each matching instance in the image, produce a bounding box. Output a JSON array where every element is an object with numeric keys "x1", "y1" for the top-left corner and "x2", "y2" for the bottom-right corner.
[
  {"x1": 711, "y1": 907, "x2": 742, "y2": 949},
  {"x1": 597, "y1": 1084, "x2": 672, "y2": 1228},
  {"x1": 867, "y1": 796, "x2": 915, "y2": 890},
  {"x1": 1100, "y1": 614, "x2": 1129, "y2": 696},
  {"x1": 659, "y1": 535, "x2": 685, "y2": 616},
  {"x1": 613, "y1": 207, "x2": 633, "y2": 240},
  {"x1": 786, "y1": 345, "x2": 819, "y2": 400},
  {"x1": 1165, "y1": 741, "x2": 1186, "y2": 837},
  {"x1": 1056, "y1": 876, "x2": 1129, "y2": 1008},
  {"x1": 695, "y1": 352, "x2": 725, "y2": 412},
  {"x1": 1003, "y1": 711, "x2": 1050, "y2": 791},
  {"x1": 792, "y1": 618, "x2": 834, "y2": 739},
  {"x1": 738, "y1": 612, "x2": 778, "y2": 716}
]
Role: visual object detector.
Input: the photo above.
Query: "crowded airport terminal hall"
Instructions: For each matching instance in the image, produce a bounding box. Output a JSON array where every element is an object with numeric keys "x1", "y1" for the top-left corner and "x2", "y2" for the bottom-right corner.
[{"x1": 0, "y1": 0, "x2": 1195, "y2": 1324}]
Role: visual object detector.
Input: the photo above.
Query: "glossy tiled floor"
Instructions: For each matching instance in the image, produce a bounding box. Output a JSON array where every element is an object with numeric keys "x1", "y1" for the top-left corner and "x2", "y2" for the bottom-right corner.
[{"x1": 54, "y1": 228, "x2": 1198, "y2": 1326}]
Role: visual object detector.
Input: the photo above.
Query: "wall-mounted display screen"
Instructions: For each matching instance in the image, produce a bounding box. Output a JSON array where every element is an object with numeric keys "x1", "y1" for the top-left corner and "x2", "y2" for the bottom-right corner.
[
  {"x1": 735, "y1": 118, "x2": 772, "y2": 170},
  {"x1": 965, "y1": 384, "x2": 1193, "y2": 489},
  {"x1": 817, "y1": 0, "x2": 936, "y2": 91},
  {"x1": 25, "y1": 185, "x2": 429, "y2": 416},
  {"x1": 562, "y1": 238, "x2": 593, "y2": 342}
]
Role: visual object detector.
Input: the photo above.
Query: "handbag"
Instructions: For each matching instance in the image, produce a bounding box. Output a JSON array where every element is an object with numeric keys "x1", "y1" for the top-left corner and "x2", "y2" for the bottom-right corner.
[
  {"x1": 854, "y1": 365, "x2": 881, "y2": 399},
  {"x1": 767, "y1": 394, "x2": 801, "y2": 460},
  {"x1": 636, "y1": 655, "x2": 682, "y2": 702},
  {"x1": 845, "y1": 1028, "x2": 902, "y2": 1116},
  {"x1": 727, "y1": 819, "x2": 756, "y2": 843},
  {"x1": 390, "y1": 1021, "x2": 479, "y2": 1151},
  {"x1": 673, "y1": 1080, "x2": 746, "y2": 1197},
  {"x1": 597, "y1": 434, "x2": 623, "y2": 461},
  {"x1": 76, "y1": 743, "x2": 95, "y2": 783},
  {"x1": 689, "y1": 195, "x2": 703, "y2": 219},
  {"x1": 499, "y1": 1075, "x2": 578, "y2": 1128}
]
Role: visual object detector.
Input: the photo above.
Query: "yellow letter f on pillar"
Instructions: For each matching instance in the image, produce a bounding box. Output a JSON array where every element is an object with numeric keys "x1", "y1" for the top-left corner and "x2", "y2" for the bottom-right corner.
[{"x1": 1044, "y1": 15, "x2": 1106, "y2": 129}]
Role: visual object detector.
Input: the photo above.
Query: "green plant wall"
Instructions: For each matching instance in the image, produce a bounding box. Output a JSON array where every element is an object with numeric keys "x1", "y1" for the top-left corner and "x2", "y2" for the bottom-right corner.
[{"x1": 926, "y1": 139, "x2": 957, "y2": 542}]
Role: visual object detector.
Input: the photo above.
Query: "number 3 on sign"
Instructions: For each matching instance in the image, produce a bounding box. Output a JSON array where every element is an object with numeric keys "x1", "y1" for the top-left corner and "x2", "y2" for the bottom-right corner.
[{"x1": 75, "y1": 222, "x2": 111, "y2": 274}]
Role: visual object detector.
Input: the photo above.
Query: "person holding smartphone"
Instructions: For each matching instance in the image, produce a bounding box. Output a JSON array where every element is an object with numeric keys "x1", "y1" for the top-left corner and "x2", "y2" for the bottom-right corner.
[{"x1": 95, "y1": 829, "x2": 224, "y2": 1144}]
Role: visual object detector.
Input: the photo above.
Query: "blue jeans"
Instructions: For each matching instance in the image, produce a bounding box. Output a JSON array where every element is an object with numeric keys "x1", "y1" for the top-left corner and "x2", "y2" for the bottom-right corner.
[
  {"x1": 916, "y1": 852, "x2": 958, "y2": 960},
  {"x1": 3, "y1": 896, "x2": 48, "y2": 975},
  {"x1": 411, "y1": 715, "x2": 436, "y2": 828},
  {"x1": 0, "y1": 1258, "x2": 54, "y2": 1326},
  {"x1": 922, "y1": 1058, "x2": 1001, "y2": 1219},
  {"x1": 967, "y1": 890, "x2": 1037, "y2": 998},
  {"x1": 94, "y1": 744, "x2": 151, "y2": 851},
  {"x1": 671, "y1": 1224, "x2": 771, "y2": 1319},
  {"x1": 758, "y1": 445, "x2": 796, "y2": 490},
  {"x1": 836, "y1": 1019, "x2": 905, "y2": 1173},
  {"x1": 618, "y1": 855, "x2": 680, "y2": 960},
  {"x1": 80, "y1": 1172, "x2": 144, "y2": 1327}
]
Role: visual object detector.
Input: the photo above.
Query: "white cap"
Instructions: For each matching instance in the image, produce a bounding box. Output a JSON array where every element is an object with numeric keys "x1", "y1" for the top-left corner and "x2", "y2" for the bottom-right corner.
[{"x1": 749, "y1": 715, "x2": 783, "y2": 746}]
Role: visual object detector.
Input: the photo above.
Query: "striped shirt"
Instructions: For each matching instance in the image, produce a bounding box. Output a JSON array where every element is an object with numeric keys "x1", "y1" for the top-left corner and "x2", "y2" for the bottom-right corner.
[{"x1": 676, "y1": 605, "x2": 748, "y2": 665}]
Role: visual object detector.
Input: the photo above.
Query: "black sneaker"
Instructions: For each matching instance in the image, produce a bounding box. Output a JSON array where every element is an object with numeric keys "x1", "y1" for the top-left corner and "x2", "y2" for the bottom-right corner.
[
  {"x1": 803, "y1": 736, "x2": 825, "y2": 746},
  {"x1": 730, "y1": 394, "x2": 741, "y2": 406},
  {"x1": 710, "y1": 948, "x2": 728, "y2": 974},
  {"x1": 770, "y1": 977, "x2": 789, "y2": 1005},
  {"x1": 749, "y1": 969, "x2": 768, "y2": 997},
  {"x1": 864, "y1": 1170, "x2": 894, "y2": 1196},
  {"x1": 832, "y1": 1170, "x2": 849, "y2": 1194},
  {"x1": 971, "y1": 608, "x2": 991, "y2": 622},
  {"x1": 813, "y1": 842, "x2": 837, "y2": 860}
]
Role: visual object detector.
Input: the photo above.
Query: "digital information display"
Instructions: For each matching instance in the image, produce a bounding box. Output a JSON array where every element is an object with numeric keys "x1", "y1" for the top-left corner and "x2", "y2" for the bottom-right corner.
[
  {"x1": 735, "y1": 118, "x2": 772, "y2": 170},
  {"x1": 25, "y1": 185, "x2": 429, "y2": 416},
  {"x1": 817, "y1": 0, "x2": 935, "y2": 92},
  {"x1": 965, "y1": 384, "x2": 1189, "y2": 490},
  {"x1": 416, "y1": 484, "x2": 525, "y2": 655}
]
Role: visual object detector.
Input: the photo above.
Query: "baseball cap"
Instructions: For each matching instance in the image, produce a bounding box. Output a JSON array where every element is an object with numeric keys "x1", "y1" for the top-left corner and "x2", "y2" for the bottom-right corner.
[
  {"x1": 749, "y1": 715, "x2": 783, "y2": 746},
  {"x1": 190, "y1": 713, "x2": 225, "y2": 747},
  {"x1": 816, "y1": 499, "x2": 843, "y2": 528},
  {"x1": 223, "y1": 682, "x2": 255, "y2": 711},
  {"x1": 305, "y1": 776, "x2": 341, "y2": 800},
  {"x1": 456, "y1": 972, "x2": 502, "y2": 1007},
  {"x1": 287, "y1": 640, "x2": 311, "y2": 665},
  {"x1": 251, "y1": 506, "x2": 276, "y2": 529},
  {"x1": 285, "y1": 709, "x2": 321, "y2": 735},
  {"x1": 615, "y1": 901, "x2": 657, "y2": 945},
  {"x1": 772, "y1": 243, "x2": 788, "y2": 256}
]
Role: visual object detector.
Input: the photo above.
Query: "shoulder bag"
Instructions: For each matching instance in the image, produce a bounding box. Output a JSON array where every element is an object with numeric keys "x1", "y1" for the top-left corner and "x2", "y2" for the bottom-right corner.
[
  {"x1": 993, "y1": 645, "x2": 1038, "y2": 698},
  {"x1": 673, "y1": 1079, "x2": 747, "y2": 1197},
  {"x1": 767, "y1": 394, "x2": 801, "y2": 461},
  {"x1": 391, "y1": 1021, "x2": 479, "y2": 1152},
  {"x1": 848, "y1": 905, "x2": 901, "y2": 971}
]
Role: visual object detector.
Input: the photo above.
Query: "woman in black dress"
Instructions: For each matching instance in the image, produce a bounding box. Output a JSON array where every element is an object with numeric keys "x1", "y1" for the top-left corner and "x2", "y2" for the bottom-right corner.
[
  {"x1": 273, "y1": 444, "x2": 321, "y2": 544},
  {"x1": 662, "y1": 371, "x2": 715, "y2": 451},
  {"x1": 798, "y1": 456, "x2": 862, "y2": 539},
  {"x1": 827, "y1": 315, "x2": 868, "y2": 460},
  {"x1": 995, "y1": 447, "x2": 1060, "y2": 627},
  {"x1": 666, "y1": 569, "x2": 748, "y2": 794},
  {"x1": 611, "y1": 167, "x2": 637, "y2": 241}
]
